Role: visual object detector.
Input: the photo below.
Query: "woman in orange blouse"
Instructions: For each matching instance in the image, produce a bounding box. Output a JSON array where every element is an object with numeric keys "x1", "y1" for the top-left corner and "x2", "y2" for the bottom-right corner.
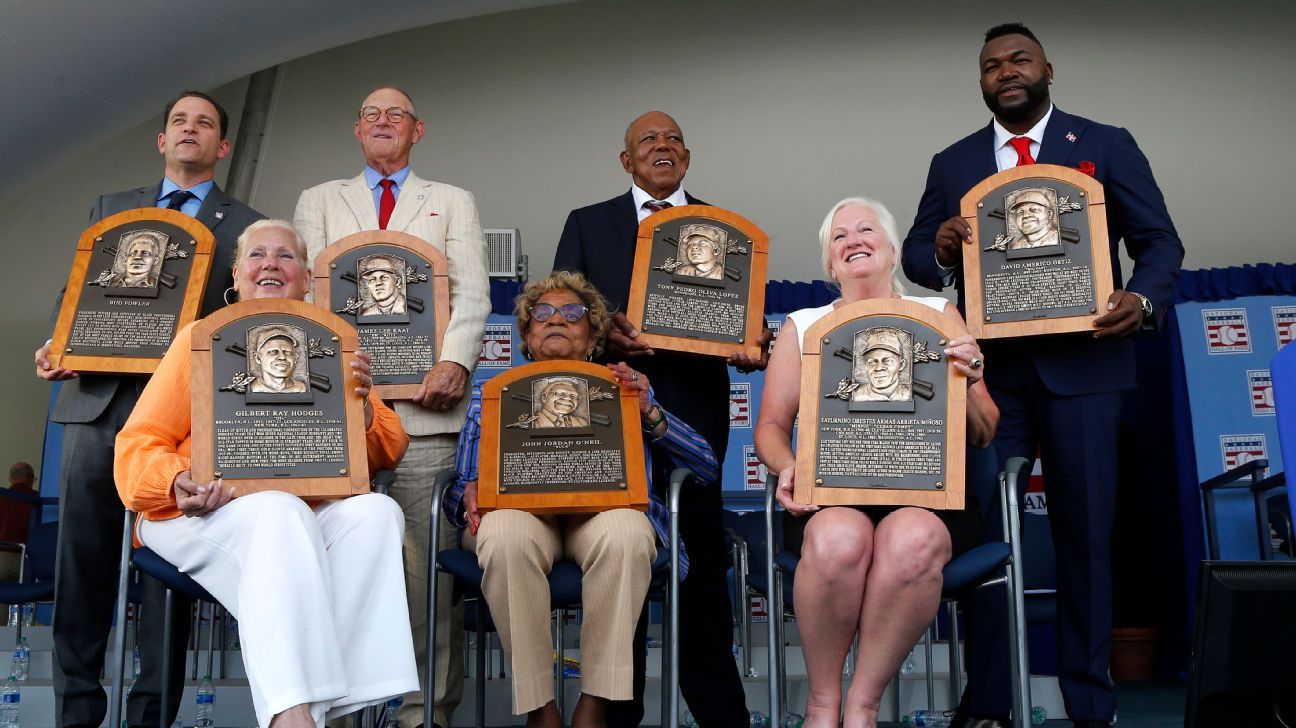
[{"x1": 115, "y1": 219, "x2": 414, "y2": 728}]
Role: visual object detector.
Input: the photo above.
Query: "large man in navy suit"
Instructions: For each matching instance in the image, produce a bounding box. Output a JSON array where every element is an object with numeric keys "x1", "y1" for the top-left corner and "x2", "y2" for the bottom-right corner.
[
  {"x1": 555, "y1": 111, "x2": 766, "y2": 727},
  {"x1": 902, "y1": 24, "x2": 1183, "y2": 728}
]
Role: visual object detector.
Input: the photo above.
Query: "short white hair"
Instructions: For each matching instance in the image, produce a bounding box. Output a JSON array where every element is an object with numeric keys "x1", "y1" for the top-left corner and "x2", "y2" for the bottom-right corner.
[
  {"x1": 817, "y1": 196, "x2": 906, "y2": 296},
  {"x1": 233, "y1": 219, "x2": 309, "y2": 267}
]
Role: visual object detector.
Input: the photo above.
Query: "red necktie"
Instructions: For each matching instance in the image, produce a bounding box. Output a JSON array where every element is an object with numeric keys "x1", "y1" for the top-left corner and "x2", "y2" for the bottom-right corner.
[
  {"x1": 1009, "y1": 137, "x2": 1036, "y2": 166},
  {"x1": 378, "y1": 179, "x2": 396, "y2": 230},
  {"x1": 643, "y1": 200, "x2": 673, "y2": 213}
]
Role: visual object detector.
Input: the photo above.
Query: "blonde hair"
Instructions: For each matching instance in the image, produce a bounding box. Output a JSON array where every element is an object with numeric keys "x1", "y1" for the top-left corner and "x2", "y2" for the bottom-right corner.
[
  {"x1": 515, "y1": 271, "x2": 613, "y2": 360},
  {"x1": 817, "y1": 197, "x2": 906, "y2": 296}
]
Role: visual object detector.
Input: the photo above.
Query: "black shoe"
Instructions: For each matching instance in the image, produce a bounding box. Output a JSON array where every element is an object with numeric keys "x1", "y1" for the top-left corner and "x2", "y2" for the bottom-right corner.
[{"x1": 949, "y1": 711, "x2": 1009, "y2": 728}]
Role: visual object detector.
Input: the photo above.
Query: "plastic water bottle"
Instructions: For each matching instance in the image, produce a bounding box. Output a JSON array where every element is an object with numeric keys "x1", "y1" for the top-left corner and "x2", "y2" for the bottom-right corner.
[
  {"x1": 194, "y1": 675, "x2": 214, "y2": 728},
  {"x1": 0, "y1": 675, "x2": 20, "y2": 728},
  {"x1": 382, "y1": 696, "x2": 402, "y2": 728},
  {"x1": 1031, "y1": 705, "x2": 1048, "y2": 725},
  {"x1": 902, "y1": 709, "x2": 952, "y2": 727},
  {"x1": 18, "y1": 606, "x2": 32, "y2": 629},
  {"x1": 900, "y1": 646, "x2": 917, "y2": 674},
  {"x1": 5, "y1": 607, "x2": 15, "y2": 628},
  {"x1": 780, "y1": 713, "x2": 805, "y2": 728},
  {"x1": 10, "y1": 639, "x2": 28, "y2": 682},
  {"x1": 749, "y1": 710, "x2": 768, "y2": 727},
  {"x1": 683, "y1": 710, "x2": 697, "y2": 727},
  {"x1": 131, "y1": 646, "x2": 141, "y2": 681}
]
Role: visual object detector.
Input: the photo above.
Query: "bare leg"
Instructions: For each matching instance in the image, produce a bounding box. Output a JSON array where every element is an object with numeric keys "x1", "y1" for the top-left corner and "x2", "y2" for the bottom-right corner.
[
  {"x1": 793, "y1": 509, "x2": 876, "y2": 727},
  {"x1": 843, "y1": 509, "x2": 951, "y2": 728},
  {"x1": 571, "y1": 692, "x2": 608, "y2": 728},
  {"x1": 526, "y1": 700, "x2": 562, "y2": 728},
  {"x1": 269, "y1": 703, "x2": 314, "y2": 728}
]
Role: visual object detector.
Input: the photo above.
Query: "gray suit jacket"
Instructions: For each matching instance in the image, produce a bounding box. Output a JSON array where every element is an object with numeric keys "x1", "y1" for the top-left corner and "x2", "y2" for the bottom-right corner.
[{"x1": 50, "y1": 182, "x2": 264, "y2": 424}]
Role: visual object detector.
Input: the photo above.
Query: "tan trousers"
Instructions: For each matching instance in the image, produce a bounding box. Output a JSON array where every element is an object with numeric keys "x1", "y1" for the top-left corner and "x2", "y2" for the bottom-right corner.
[
  {"x1": 391, "y1": 433, "x2": 463, "y2": 728},
  {"x1": 468, "y1": 509, "x2": 655, "y2": 715}
]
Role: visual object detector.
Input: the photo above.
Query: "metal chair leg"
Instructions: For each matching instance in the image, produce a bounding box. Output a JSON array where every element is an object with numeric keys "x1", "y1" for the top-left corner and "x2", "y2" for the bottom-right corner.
[
  {"x1": 205, "y1": 601, "x2": 216, "y2": 680},
  {"x1": 109, "y1": 512, "x2": 133, "y2": 728},
  {"x1": 947, "y1": 601, "x2": 963, "y2": 707},
  {"x1": 475, "y1": 604, "x2": 486, "y2": 728},
  {"x1": 1002, "y1": 459, "x2": 1034, "y2": 728},
  {"x1": 190, "y1": 600, "x2": 201, "y2": 680},
  {"x1": 763, "y1": 479, "x2": 780, "y2": 724},
  {"x1": 890, "y1": 671, "x2": 901, "y2": 721},
  {"x1": 924, "y1": 625, "x2": 936, "y2": 709},
  {"x1": 161, "y1": 588, "x2": 175, "y2": 728},
  {"x1": 556, "y1": 608, "x2": 567, "y2": 722}
]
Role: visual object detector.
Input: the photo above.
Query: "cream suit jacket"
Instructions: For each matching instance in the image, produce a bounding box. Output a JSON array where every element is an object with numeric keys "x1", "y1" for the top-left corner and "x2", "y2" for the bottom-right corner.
[{"x1": 294, "y1": 171, "x2": 490, "y2": 436}]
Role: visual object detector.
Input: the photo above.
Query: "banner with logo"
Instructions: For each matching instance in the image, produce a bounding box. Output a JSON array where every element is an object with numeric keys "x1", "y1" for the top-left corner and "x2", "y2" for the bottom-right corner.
[{"x1": 1175, "y1": 295, "x2": 1294, "y2": 558}]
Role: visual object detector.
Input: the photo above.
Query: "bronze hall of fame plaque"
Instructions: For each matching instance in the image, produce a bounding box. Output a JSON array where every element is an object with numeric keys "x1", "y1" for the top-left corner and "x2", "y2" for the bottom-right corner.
[
  {"x1": 960, "y1": 164, "x2": 1114, "y2": 340},
  {"x1": 476, "y1": 360, "x2": 649, "y2": 516},
  {"x1": 627, "y1": 205, "x2": 769, "y2": 359},
  {"x1": 191, "y1": 299, "x2": 369, "y2": 499},
  {"x1": 50, "y1": 208, "x2": 215, "y2": 375},
  {"x1": 313, "y1": 230, "x2": 451, "y2": 400},
  {"x1": 794, "y1": 299, "x2": 966, "y2": 510}
]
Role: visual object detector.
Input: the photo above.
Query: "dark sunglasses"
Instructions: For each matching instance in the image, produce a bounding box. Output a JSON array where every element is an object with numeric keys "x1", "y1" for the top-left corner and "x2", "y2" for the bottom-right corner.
[{"x1": 530, "y1": 302, "x2": 589, "y2": 323}]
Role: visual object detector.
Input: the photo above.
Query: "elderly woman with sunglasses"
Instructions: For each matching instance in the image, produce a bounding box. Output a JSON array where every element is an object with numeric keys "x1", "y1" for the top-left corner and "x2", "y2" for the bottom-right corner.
[{"x1": 441, "y1": 271, "x2": 718, "y2": 728}]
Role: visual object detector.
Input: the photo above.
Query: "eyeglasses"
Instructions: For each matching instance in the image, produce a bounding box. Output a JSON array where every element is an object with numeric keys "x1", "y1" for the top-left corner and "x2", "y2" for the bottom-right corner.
[
  {"x1": 359, "y1": 106, "x2": 417, "y2": 123},
  {"x1": 530, "y1": 302, "x2": 589, "y2": 323}
]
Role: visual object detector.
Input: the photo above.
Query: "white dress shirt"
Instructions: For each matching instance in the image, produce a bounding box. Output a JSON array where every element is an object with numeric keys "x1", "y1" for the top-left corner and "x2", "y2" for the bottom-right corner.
[
  {"x1": 631, "y1": 183, "x2": 690, "y2": 222},
  {"x1": 992, "y1": 104, "x2": 1054, "y2": 172}
]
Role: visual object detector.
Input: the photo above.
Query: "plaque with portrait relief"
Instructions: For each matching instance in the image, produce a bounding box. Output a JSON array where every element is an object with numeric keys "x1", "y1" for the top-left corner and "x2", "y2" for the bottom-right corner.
[
  {"x1": 960, "y1": 164, "x2": 1114, "y2": 339},
  {"x1": 314, "y1": 230, "x2": 451, "y2": 399},
  {"x1": 794, "y1": 299, "x2": 966, "y2": 509},
  {"x1": 627, "y1": 205, "x2": 769, "y2": 359},
  {"x1": 49, "y1": 208, "x2": 215, "y2": 374},
  {"x1": 476, "y1": 360, "x2": 650, "y2": 515},
  {"x1": 191, "y1": 299, "x2": 369, "y2": 498}
]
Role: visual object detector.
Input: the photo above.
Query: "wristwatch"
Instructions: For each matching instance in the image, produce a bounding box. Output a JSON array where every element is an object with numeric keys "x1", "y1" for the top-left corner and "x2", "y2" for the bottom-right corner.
[{"x1": 1130, "y1": 292, "x2": 1153, "y2": 319}]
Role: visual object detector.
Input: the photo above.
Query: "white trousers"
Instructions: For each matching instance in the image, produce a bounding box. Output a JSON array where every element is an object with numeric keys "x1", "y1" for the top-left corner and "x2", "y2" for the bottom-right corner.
[{"x1": 140, "y1": 492, "x2": 419, "y2": 728}]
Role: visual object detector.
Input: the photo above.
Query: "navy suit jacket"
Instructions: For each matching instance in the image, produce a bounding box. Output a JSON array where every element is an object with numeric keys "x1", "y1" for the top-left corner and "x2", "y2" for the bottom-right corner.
[
  {"x1": 554, "y1": 190, "x2": 732, "y2": 456},
  {"x1": 901, "y1": 108, "x2": 1184, "y2": 396},
  {"x1": 50, "y1": 182, "x2": 264, "y2": 424}
]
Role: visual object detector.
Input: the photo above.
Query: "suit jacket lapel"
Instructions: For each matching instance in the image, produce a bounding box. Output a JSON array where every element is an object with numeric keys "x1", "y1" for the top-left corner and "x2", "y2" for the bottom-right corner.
[
  {"x1": 971, "y1": 123, "x2": 998, "y2": 182},
  {"x1": 1037, "y1": 108, "x2": 1084, "y2": 167},
  {"x1": 195, "y1": 184, "x2": 232, "y2": 236},
  {"x1": 137, "y1": 185, "x2": 161, "y2": 210},
  {"x1": 609, "y1": 192, "x2": 638, "y2": 248},
  {"x1": 388, "y1": 172, "x2": 428, "y2": 232},
  {"x1": 340, "y1": 173, "x2": 379, "y2": 230}
]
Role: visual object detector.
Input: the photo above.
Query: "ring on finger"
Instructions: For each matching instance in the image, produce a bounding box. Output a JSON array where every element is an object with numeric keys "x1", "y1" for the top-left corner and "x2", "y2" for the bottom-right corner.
[
  {"x1": 969, "y1": 357, "x2": 983, "y2": 369},
  {"x1": 630, "y1": 372, "x2": 640, "y2": 381}
]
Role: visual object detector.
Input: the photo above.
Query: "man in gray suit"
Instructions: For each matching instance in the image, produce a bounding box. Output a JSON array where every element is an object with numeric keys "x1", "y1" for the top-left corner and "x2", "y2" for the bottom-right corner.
[{"x1": 34, "y1": 90, "x2": 264, "y2": 728}]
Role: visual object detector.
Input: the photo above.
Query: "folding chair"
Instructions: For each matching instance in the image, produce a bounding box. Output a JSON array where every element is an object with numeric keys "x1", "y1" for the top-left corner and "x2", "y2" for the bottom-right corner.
[{"x1": 427, "y1": 467, "x2": 690, "y2": 728}]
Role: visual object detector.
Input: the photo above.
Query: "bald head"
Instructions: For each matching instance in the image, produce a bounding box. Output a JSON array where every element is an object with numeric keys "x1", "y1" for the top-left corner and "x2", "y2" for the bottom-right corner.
[{"x1": 620, "y1": 111, "x2": 691, "y2": 200}]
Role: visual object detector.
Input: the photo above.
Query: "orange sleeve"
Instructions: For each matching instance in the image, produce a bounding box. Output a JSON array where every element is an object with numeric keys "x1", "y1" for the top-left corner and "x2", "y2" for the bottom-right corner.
[
  {"x1": 365, "y1": 391, "x2": 409, "y2": 474},
  {"x1": 114, "y1": 324, "x2": 196, "y2": 521}
]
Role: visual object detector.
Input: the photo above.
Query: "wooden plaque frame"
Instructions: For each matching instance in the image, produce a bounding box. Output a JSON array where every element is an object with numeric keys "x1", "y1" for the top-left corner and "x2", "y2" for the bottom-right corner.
[
  {"x1": 477, "y1": 360, "x2": 650, "y2": 515},
  {"x1": 961, "y1": 164, "x2": 1114, "y2": 340},
  {"x1": 313, "y1": 230, "x2": 451, "y2": 399},
  {"x1": 794, "y1": 299, "x2": 966, "y2": 509},
  {"x1": 191, "y1": 298, "x2": 369, "y2": 498},
  {"x1": 627, "y1": 205, "x2": 769, "y2": 359},
  {"x1": 50, "y1": 208, "x2": 215, "y2": 374}
]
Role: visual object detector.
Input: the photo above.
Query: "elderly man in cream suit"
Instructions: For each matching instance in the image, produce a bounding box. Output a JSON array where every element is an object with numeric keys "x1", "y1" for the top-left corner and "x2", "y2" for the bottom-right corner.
[{"x1": 294, "y1": 85, "x2": 489, "y2": 728}]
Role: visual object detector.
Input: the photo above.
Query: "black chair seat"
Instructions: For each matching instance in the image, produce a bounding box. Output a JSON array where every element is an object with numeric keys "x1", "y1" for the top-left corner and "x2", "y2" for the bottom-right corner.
[{"x1": 130, "y1": 547, "x2": 216, "y2": 603}]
